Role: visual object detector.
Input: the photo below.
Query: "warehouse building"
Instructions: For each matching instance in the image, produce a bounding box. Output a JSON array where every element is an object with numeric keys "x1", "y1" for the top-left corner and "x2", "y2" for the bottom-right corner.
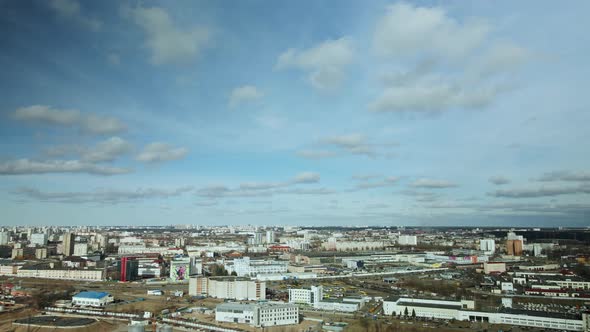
[
  {"x1": 383, "y1": 297, "x2": 584, "y2": 331},
  {"x1": 215, "y1": 302, "x2": 299, "y2": 327},
  {"x1": 72, "y1": 291, "x2": 113, "y2": 307}
]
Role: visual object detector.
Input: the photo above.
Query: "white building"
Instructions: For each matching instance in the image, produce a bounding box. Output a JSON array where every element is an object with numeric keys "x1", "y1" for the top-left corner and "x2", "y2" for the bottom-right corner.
[
  {"x1": 216, "y1": 302, "x2": 299, "y2": 327},
  {"x1": 479, "y1": 239, "x2": 495, "y2": 254},
  {"x1": 398, "y1": 235, "x2": 418, "y2": 246},
  {"x1": 315, "y1": 300, "x2": 359, "y2": 313},
  {"x1": 383, "y1": 297, "x2": 584, "y2": 331},
  {"x1": 73, "y1": 243, "x2": 88, "y2": 256},
  {"x1": 0, "y1": 232, "x2": 9, "y2": 245},
  {"x1": 322, "y1": 240, "x2": 385, "y2": 251},
  {"x1": 289, "y1": 285, "x2": 323, "y2": 307},
  {"x1": 189, "y1": 276, "x2": 266, "y2": 300},
  {"x1": 17, "y1": 267, "x2": 104, "y2": 281},
  {"x1": 30, "y1": 233, "x2": 48, "y2": 246},
  {"x1": 546, "y1": 278, "x2": 590, "y2": 290},
  {"x1": 226, "y1": 257, "x2": 288, "y2": 277},
  {"x1": 72, "y1": 291, "x2": 113, "y2": 307},
  {"x1": 118, "y1": 245, "x2": 183, "y2": 256},
  {"x1": 288, "y1": 285, "x2": 364, "y2": 312},
  {"x1": 483, "y1": 262, "x2": 506, "y2": 274},
  {"x1": 501, "y1": 282, "x2": 514, "y2": 292},
  {"x1": 266, "y1": 230, "x2": 275, "y2": 244}
]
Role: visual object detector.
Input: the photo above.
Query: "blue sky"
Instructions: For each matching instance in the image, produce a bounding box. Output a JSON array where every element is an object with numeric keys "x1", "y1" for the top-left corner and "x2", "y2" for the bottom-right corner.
[{"x1": 1, "y1": 0, "x2": 589, "y2": 226}]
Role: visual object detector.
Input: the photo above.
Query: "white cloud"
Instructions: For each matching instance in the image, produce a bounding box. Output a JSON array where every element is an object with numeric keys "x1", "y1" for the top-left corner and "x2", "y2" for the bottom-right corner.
[
  {"x1": 14, "y1": 105, "x2": 79, "y2": 125},
  {"x1": 489, "y1": 184, "x2": 590, "y2": 198},
  {"x1": 0, "y1": 159, "x2": 131, "y2": 176},
  {"x1": 107, "y1": 53, "x2": 121, "y2": 65},
  {"x1": 411, "y1": 178, "x2": 457, "y2": 189},
  {"x1": 82, "y1": 114, "x2": 127, "y2": 135},
  {"x1": 229, "y1": 85, "x2": 264, "y2": 108},
  {"x1": 296, "y1": 150, "x2": 337, "y2": 160},
  {"x1": 14, "y1": 186, "x2": 193, "y2": 204},
  {"x1": 369, "y1": 77, "x2": 501, "y2": 113},
  {"x1": 136, "y1": 142, "x2": 188, "y2": 163},
  {"x1": 369, "y1": 3, "x2": 529, "y2": 114},
  {"x1": 292, "y1": 172, "x2": 320, "y2": 184},
  {"x1": 126, "y1": 6, "x2": 209, "y2": 65},
  {"x1": 373, "y1": 3, "x2": 490, "y2": 59},
  {"x1": 48, "y1": 0, "x2": 102, "y2": 31},
  {"x1": 81, "y1": 137, "x2": 133, "y2": 163},
  {"x1": 321, "y1": 133, "x2": 376, "y2": 157},
  {"x1": 13, "y1": 105, "x2": 126, "y2": 135},
  {"x1": 472, "y1": 42, "x2": 530, "y2": 78},
  {"x1": 355, "y1": 176, "x2": 398, "y2": 190},
  {"x1": 536, "y1": 170, "x2": 590, "y2": 182},
  {"x1": 196, "y1": 172, "x2": 324, "y2": 198},
  {"x1": 489, "y1": 175, "x2": 511, "y2": 185},
  {"x1": 276, "y1": 37, "x2": 354, "y2": 90}
]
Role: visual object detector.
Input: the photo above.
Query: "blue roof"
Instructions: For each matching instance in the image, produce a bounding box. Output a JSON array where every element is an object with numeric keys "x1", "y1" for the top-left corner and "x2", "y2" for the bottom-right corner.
[{"x1": 73, "y1": 291, "x2": 110, "y2": 299}]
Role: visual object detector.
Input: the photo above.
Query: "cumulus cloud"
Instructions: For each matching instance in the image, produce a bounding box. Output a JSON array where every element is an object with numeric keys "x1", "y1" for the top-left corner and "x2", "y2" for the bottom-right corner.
[
  {"x1": 14, "y1": 186, "x2": 193, "y2": 204},
  {"x1": 321, "y1": 133, "x2": 376, "y2": 157},
  {"x1": 471, "y1": 42, "x2": 530, "y2": 78},
  {"x1": 48, "y1": 0, "x2": 102, "y2": 31},
  {"x1": 125, "y1": 6, "x2": 209, "y2": 65},
  {"x1": 411, "y1": 178, "x2": 457, "y2": 189},
  {"x1": 489, "y1": 184, "x2": 590, "y2": 198},
  {"x1": 352, "y1": 174, "x2": 383, "y2": 181},
  {"x1": 81, "y1": 137, "x2": 133, "y2": 163},
  {"x1": 276, "y1": 37, "x2": 354, "y2": 90},
  {"x1": 421, "y1": 200, "x2": 590, "y2": 218},
  {"x1": 296, "y1": 150, "x2": 337, "y2": 160},
  {"x1": 489, "y1": 175, "x2": 511, "y2": 185},
  {"x1": 0, "y1": 159, "x2": 131, "y2": 176},
  {"x1": 373, "y1": 3, "x2": 490, "y2": 59},
  {"x1": 536, "y1": 170, "x2": 590, "y2": 182},
  {"x1": 292, "y1": 172, "x2": 321, "y2": 184},
  {"x1": 136, "y1": 142, "x2": 188, "y2": 163},
  {"x1": 353, "y1": 176, "x2": 399, "y2": 190},
  {"x1": 400, "y1": 190, "x2": 442, "y2": 202},
  {"x1": 229, "y1": 85, "x2": 264, "y2": 108},
  {"x1": 196, "y1": 172, "x2": 327, "y2": 198},
  {"x1": 368, "y1": 80, "x2": 501, "y2": 113},
  {"x1": 14, "y1": 105, "x2": 126, "y2": 135},
  {"x1": 369, "y1": 3, "x2": 529, "y2": 114}
]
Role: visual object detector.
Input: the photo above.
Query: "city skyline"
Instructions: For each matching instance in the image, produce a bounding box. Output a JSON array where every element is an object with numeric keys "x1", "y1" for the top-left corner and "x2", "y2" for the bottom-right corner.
[{"x1": 1, "y1": 0, "x2": 589, "y2": 226}]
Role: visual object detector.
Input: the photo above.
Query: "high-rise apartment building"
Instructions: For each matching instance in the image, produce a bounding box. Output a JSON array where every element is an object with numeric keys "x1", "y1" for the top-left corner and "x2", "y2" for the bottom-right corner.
[{"x1": 62, "y1": 232, "x2": 75, "y2": 256}]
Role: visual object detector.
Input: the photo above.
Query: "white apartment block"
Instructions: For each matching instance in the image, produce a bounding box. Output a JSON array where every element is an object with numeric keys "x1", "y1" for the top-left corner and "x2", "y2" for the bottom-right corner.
[
  {"x1": 398, "y1": 235, "x2": 418, "y2": 246},
  {"x1": 479, "y1": 239, "x2": 495, "y2": 254},
  {"x1": 189, "y1": 276, "x2": 266, "y2": 300},
  {"x1": 17, "y1": 267, "x2": 104, "y2": 281},
  {"x1": 216, "y1": 302, "x2": 299, "y2": 327},
  {"x1": 186, "y1": 243, "x2": 247, "y2": 255},
  {"x1": 322, "y1": 240, "x2": 385, "y2": 251},
  {"x1": 226, "y1": 257, "x2": 288, "y2": 277},
  {"x1": 383, "y1": 298, "x2": 584, "y2": 331},
  {"x1": 30, "y1": 233, "x2": 48, "y2": 246},
  {"x1": 0, "y1": 232, "x2": 9, "y2": 245},
  {"x1": 118, "y1": 245, "x2": 183, "y2": 256},
  {"x1": 73, "y1": 243, "x2": 88, "y2": 256}
]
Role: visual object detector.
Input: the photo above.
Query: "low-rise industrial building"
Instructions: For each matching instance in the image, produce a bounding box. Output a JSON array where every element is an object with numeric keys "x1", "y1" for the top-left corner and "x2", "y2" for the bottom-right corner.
[
  {"x1": 215, "y1": 302, "x2": 299, "y2": 327},
  {"x1": 383, "y1": 297, "x2": 584, "y2": 331},
  {"x1": 72, "y1": 291, "x2": 113, "y2": 307}
]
